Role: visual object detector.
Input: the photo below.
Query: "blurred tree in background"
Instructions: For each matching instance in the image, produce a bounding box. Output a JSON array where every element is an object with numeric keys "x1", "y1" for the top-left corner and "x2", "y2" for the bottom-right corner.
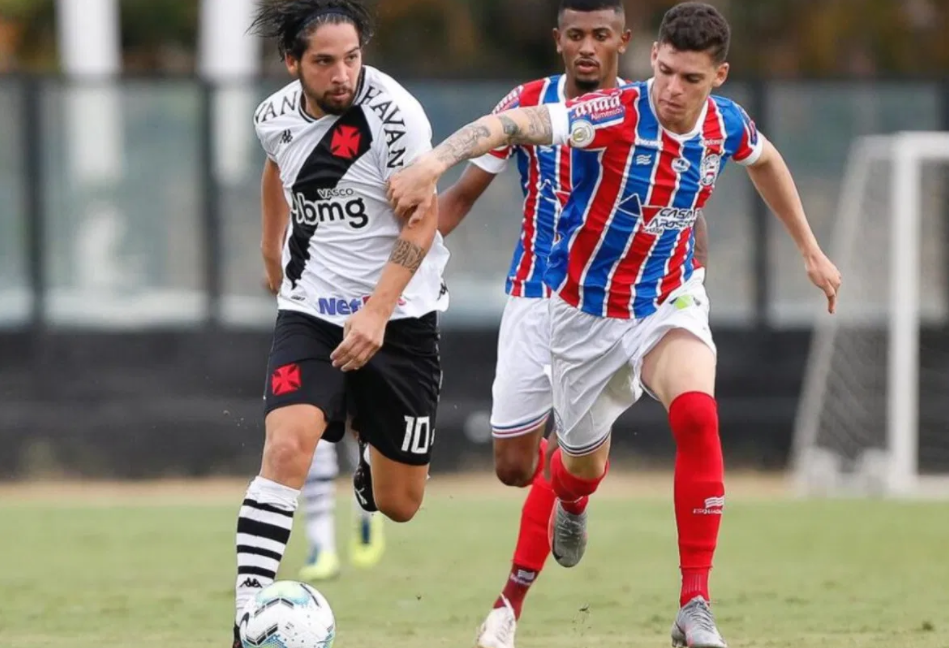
[{"x1": 0, "y1": 0, "x2": 946, "y2": 78}]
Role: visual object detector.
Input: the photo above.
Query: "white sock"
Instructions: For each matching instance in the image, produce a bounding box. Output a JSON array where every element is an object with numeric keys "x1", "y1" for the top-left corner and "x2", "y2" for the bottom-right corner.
[{"x1": 303, "y1": 441, "x2": 338, "y2": 555}]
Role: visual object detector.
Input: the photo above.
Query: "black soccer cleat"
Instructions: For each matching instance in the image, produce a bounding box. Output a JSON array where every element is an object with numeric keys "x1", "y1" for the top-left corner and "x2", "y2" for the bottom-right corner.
[
  {"x1": 232, "y1": 623, "x2": 242, "y2": 648},
  {"x1": 352, "y1": 436, "x2": 377, "y2": 513}
]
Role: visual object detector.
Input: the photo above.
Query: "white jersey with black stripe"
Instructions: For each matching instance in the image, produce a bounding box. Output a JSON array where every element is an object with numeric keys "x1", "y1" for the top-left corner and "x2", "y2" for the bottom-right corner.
[{"x1": 254, "y1": 65, "x2": 450, "y2": 326}]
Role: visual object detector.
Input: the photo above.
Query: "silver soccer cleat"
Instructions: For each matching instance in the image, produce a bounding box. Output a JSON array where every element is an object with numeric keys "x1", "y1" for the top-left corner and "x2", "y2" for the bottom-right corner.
[
  {"x1": 670, "y1": 596, "x2": 727, "y2": 648},
  {"x1": 548, "y1": 499, "x2": 587, "y2": 568}
]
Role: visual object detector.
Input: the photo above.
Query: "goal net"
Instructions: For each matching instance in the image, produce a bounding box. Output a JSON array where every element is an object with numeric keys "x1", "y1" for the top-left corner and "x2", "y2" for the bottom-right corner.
[{"x1": 791, "y1": 132, "x2": 949, "y2": 498}]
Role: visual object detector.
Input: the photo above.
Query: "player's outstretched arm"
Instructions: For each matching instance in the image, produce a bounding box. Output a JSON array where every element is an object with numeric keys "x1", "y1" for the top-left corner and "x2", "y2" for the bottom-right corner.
[
  {"x1": 388, "y1": 106, "x2": 554, "y2": 219},
  {"x1": 746, "y1": 139, "x2": 842, "y2": 313},
  {"x1": 436, "y1": 164, "x2": 497, "y2": 237},
  {"x1": 261, "y1": 158, "x2": 289, "y2": 294},
  {"x1": 330, "y1": 200, "x2": 438, "y2": 372}
]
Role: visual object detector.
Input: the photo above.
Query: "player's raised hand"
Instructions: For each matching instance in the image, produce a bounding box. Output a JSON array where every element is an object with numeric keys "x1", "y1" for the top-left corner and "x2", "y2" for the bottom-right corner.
[
  {"x1": 805, "y1": 250, "x2": 842, "y2": 314},
  {"x1": 331, "y1": 306, "x2": 387, "y2": 372},
  {"x1": 387, "y1": 159, "x2": 438, "y2": 221}
]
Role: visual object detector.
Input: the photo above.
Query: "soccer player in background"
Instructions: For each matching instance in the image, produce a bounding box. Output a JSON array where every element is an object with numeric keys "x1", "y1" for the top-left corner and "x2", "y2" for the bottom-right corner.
[
  {"x1": 387, "y1": 3, "x2": 841, "y2": 646},
  {"x1": 295, "y1": 433, "x2": 384, "y2": 582},
  {"x1": 233, "y1": 0, "x2": 450, "y2": 645},
  {"x1": 435, "y1": 1, "x2": 707, "y2": 646}
]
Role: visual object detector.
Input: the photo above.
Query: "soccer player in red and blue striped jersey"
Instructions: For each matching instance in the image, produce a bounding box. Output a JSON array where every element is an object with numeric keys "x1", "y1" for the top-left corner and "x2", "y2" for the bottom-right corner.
[
  {"x1": 436, "y1": 3, "x2": 701, "y2": 646},
  {"x1": 389, "y1": 3, "x2": 840, "y2": 646}
]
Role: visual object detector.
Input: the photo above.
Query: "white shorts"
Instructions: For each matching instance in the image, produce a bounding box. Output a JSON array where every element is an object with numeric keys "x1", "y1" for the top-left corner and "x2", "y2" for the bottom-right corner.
[
  {"x1": 549, "y1": 271, "x2": 715, "y2": 456},
  {"x1": 490, "y1": 296, "x2": 553, "y2": 438}
]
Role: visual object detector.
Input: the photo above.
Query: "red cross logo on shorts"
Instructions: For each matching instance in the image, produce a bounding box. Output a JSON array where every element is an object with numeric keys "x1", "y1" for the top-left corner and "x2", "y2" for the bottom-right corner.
[
  {"x1": 331, "y1": 125, "x2": 361, "y2": 159},
  {"x1": 271, "y1": 363, "x2": 302, "y2": 396}
]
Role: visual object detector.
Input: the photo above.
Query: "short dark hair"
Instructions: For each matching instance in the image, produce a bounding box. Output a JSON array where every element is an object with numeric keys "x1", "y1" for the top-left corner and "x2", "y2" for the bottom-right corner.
[
  {"x1": 250, "y1": 0, "x2": 375, "y2": 61},
  {"x1": 558, "y1": 0, "x2": 624, "y2": 19},
  {"x1": 657, "y1": 2, "x2": 730, "y2": 64}
]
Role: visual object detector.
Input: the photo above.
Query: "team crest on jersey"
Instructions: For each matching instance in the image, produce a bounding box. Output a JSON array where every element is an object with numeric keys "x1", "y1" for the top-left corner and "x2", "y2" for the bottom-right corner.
[
  {"x1": 331, "y1": 125, "x2": 362, "y2": 159},
  {"x1": 700, "y1": 153, "x2": 721, "y2": 187},
  {"x1": 570, "y1": 119, "x2": 596, "y2": 148}
]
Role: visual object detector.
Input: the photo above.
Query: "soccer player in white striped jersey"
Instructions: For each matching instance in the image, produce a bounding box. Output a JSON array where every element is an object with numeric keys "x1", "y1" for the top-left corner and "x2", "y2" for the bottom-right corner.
[{"x1": 295, "y1": 429, "x2": 384, "y2": 582}]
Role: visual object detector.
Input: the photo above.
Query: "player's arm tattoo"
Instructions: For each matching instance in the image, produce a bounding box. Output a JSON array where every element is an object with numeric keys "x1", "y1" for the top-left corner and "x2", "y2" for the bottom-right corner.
[
  {"x1": 389, "y1": 238, "x2": 425, "y2": 273},
  {"x1": 432, "y1": 107, "x2": 554, "y2": 170}
]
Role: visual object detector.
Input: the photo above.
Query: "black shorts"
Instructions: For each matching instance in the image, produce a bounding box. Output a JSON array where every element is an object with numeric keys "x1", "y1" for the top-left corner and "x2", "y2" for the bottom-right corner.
[{"x1": 263, "y1": 309, "x2": 441, "y2": 466}]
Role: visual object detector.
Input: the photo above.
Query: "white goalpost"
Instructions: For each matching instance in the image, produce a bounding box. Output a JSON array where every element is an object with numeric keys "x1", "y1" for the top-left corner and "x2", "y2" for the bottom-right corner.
[{"x1": 792, "y1": 132, "x2": 949, "y2": 498}]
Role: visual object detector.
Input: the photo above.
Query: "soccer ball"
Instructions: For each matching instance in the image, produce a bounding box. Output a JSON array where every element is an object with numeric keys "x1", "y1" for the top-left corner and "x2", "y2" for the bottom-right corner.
[{"x1": 238, "y1": 581, "x2": 336, "y2": 648}]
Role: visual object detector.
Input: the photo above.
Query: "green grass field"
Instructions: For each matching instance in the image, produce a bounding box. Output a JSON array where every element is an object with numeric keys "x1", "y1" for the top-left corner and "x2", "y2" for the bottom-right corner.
[{"x1": 2, "y1": 474, "x2": 948, "y2": 648}]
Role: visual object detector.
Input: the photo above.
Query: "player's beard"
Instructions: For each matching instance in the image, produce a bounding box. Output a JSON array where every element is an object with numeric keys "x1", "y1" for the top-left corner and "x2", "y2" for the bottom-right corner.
[
  {"x1": 299, "y1": 75, "x2": 355, "y2": 116},
  {"x1": 574, "y1": 77, "x2": 602, "y2": 93}
]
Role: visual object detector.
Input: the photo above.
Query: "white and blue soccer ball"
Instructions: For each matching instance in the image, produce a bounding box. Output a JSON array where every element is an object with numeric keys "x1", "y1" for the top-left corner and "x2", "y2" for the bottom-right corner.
[{"x1": 238, "y1": 581, "x2": 336, "y2": 648}]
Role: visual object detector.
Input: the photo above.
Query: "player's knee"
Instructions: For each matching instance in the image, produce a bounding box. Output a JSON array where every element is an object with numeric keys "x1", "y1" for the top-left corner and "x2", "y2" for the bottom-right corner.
[
  {"x1": 263, "y1": 426, "x2": 315, "y2": 483},
  {"x1": 494, "y1": 453, "x2": 535, "y2": 487},
  {"x1": 375, "y1": 489, "x2": 423, "y2": 523},
  {"x1": 562, "y1": 445, "x2": 610, "y2": 481},
  {"x1": 493, "y1": 441, "x2": 538, "y2": 487},
  {"x1": 669, "y1": 393, "x2": 719, "y2": 449}
]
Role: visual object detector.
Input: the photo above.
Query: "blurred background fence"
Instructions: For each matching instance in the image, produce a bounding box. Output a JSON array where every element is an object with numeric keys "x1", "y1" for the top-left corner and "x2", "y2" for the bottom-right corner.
[{"x1": 2, "y1": 0, "x2": 949, "y2": 480}]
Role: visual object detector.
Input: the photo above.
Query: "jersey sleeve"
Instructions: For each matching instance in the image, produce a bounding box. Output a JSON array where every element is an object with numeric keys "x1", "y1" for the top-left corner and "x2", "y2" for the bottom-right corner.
[
  {"x1": 548, "y1": 87, "x2": 632, "y2": 151},
  {"x1": 724, "y1": 101, "x2": 766, "y2": 167},
  {"x1": 380, "y1": 96, "x2": 434, "y2": 181},
  {"x1": 253, "y1": 113, "x2": 280, "y2": 162},
  {"x1": 470, "y1": 84, "x2": 525, "y2": 175}
]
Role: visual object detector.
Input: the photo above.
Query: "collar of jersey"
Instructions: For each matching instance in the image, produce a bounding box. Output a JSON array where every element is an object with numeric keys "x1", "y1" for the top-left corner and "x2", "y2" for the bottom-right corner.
[
  {"x1": 645, "y1": 77, "x2": 709, "y2": 142},
  {"x1": 556, "y1": 74, "x2": 627, "y2": 102}
]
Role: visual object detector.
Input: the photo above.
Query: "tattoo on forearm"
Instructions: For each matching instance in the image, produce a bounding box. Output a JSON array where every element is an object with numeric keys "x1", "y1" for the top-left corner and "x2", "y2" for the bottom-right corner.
[
  {"x1": 389, "y1": 239, "x2": 425, "y2": 273},
  {"x1": 499, "y1": 115, "x2": 519, "y2": 138},
  {"x1": 523, "y1": 107, "x2": 553, "y2": 142},
  {"x1": 433, "y1": 107, "x2": 555, "y2": 170},
  {"x1": 434, "y1": 123, "x2": 493, "y2": 169},
  {"x1": 498, "y1": 108, "x2": 553, "y2": 146}
]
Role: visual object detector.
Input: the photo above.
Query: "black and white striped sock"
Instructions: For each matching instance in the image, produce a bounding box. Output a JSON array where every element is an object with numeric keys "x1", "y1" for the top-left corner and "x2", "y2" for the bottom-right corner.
[{"x1": 234, "y1": 476, "x2": 299, "y2": 622}]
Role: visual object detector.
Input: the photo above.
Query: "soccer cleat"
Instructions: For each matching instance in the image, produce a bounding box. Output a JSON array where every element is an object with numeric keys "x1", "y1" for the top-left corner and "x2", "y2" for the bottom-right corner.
[
  {"x1": 352, "y1": 437, "x2": 377, "y2": 513},
  {"x1": 232, "y1": 622, "x2": 242, "y2": 648},
  {"x1": 670, "y1": 596, "x2": 727, "y2": 648},
  {"x1": 548, "y1": 499, "x2": 587, "y2": 568},
  {"x1": 298, "y1": 548, "x2": 341, "y2": 582},
  {"x1": 349, "y1": 512, "x2": 385, "y2": 569},
  {"x1": 475, "y1": 597, "x2": 517, "y2": 648}
]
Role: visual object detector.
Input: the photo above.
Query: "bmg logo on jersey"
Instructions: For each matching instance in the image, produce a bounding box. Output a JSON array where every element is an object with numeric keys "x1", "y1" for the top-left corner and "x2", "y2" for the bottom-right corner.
[{"x1": 291, "y1": 187, "x2": 369, "y2": 230}]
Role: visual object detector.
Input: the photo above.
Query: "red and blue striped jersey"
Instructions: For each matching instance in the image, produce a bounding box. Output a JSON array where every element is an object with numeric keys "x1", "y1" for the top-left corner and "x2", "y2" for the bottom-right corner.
[
  {"x1": 545, "y1": 79, "x2": 764, "y2": 319},
  {"x1": 473, "y1": 75, "x2": 622, "y2": 298}
]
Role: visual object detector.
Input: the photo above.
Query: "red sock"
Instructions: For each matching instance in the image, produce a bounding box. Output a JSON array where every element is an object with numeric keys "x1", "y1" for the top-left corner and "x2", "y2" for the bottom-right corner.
[
  {"x1": 494, "y1": 440, "x2": 555, "y2": 620},
  {"x1": 549, "y1": 448, "x2": 607, "y2": 515},
  {"x1": 671, "y1": 392, "x2": 724, "y2": 607}
]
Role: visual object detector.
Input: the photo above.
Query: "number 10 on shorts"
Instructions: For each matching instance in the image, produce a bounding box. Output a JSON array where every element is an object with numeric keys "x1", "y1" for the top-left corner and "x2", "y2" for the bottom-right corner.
[{"x1": 402, "y1": 416, "x2": 433, "y2": 455}]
